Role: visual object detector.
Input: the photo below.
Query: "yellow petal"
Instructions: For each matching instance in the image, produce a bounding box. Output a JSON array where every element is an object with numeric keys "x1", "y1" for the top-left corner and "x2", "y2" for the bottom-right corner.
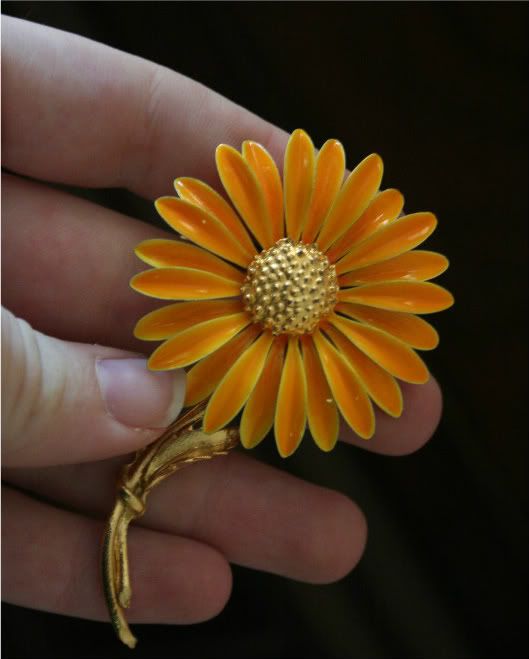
[
  {"x1": 174, "y1": 177, "x2": 256, "y2": 257},
  {"x1": 338, "y1": 281, "x2": 454, "y2": 314},
  {"x1": 155, "y1": 197, "x2": 253, "y2": 267},
  {"x1": 216, "y1": 144, "x2": 273, "y2": 248},
  {"x1": 323, "y1": 323, "x2": 402, "y2": 417},
  {"x1": 185, "y1": 324, "x2": 261, "y2": 406},
  {"x1": 336, "y1": 212, "x2": 437, "y2": 274},
  {"x1": 135, "y1": 239, "x2": 244, "y2": 283},
  {"x1": 148, "y1": 312, "x2": 251, "y2": 370},
  {"x1": 204, "y1": 332, "x2": 274, "y2": 432},
  {"x1": 336, "y1": 302, "x2": 439, "y2": 350},
  {"x1": 317, "y1": 153, "x2": 383, "y2": 252},
  {"x1": 326, "y1": 189, "x2": 404, "y2": 263},
  {"x1": 134, "y1": 299, "x2": 243, "y2": 341},
  {"x1": 130, "y1": 267, "x2": 241, "y2": 300},
  {"x1": 312, "y1": 330, "x2": 374, "y2": 439},
  {"x1": 302, "y1": 139, "x2": 345, "y2": 244},
  {"x1": 300, "y1": 336, "x2": 339, "y2": 451},
  {"x1": 283, "y1": 129, "x2": 315, "y2": 241},
  {"x1": 240, "y1": 336, "x2": 287, "y2": 448},
  {"x1": 329, "y1": 314, "x2": 429, "y2": 384},
  {"x1": 274, "y1": 337, "x2": 307, "y2": 457},
  {"x1": 242, "y1": 141, "x2": 284, "y2": 242},
  {"x1": 339, "y1": 250, "x2": 449, "y2": 285}
]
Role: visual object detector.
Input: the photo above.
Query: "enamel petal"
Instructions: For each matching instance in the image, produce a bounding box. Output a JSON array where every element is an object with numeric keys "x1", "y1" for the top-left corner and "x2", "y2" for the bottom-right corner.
[
  {"x1": 326, "y1": 189, "x2": 404, "y2": 263},
  {"x1": 135, "y1": 239, "x2": 244, "y2": 282},
  {"x1": 274, "y1": 337, "x2": 307, "y2": 457},
  {"x1": 185, "y1": 324, "x2": 261, "y2": 406},
  {"x1": 330, "y1": 314, "x2": 429, "y2": 383},
  {"x1": 301, "y1": 336, "x2": 339, "y2": 451},
  {"x1": 242, "y1": 141, "x2": 284, "y2": 242},
  {"x1": 174, "y1": 177, "x2": 256, "y2": 256},
  {"x1": 148, "y1": 312, "x2": 251, "y2": 370},
  {"x1": 302, "y1": 139, "x2": 345, "y2": 244},
  {"x1": 323, "y1": 323, "x2": 402, "y2": 417},
  {"x1": 134, "y1": 299, "x2": 243, "y2": 341},
  {"x1": 204, "y1": 332, "x2": 274, "y2": 432},
  {"x1": 312, "y1": 331, "x2": 374, "y2": 439},
  {"x1": 336, "y1": 212, "x2": 437, "y2": 274},
  {"x1": 339, "y1": 250, "x2": 449, "y2": 285},
  {"x1": 130, "y1": 267, "x2": 241, "y2": 300},
  {"x1": 336, "y1": 302, "x2": 439, "y2": 350},
  {"x1": 155, "y1": 196, "x2": 253, "y2": 267},
  {"x1": 283, "y1": 129, "x2": 315, "y2": 241},
  {"x1": 216, "y1": 144, "x2": 273, "y2": 248},
  {"x1": 240, "y1": 336, "x2": 287, "y2": 448},
  {"x1": 338, "y1": 281, "x2": 454, "y2": 314},
  {"x1": 317, "y1": 153, "x2": 383, "y2": 252}
]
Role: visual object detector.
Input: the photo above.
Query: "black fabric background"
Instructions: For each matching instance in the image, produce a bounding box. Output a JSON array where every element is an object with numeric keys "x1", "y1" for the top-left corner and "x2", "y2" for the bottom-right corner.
[{"x1": 1, "y1": 2, "x2": 527, "y2": 658}]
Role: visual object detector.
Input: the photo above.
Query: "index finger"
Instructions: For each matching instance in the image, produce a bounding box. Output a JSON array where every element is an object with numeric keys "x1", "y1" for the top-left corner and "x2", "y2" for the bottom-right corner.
[{"x1": 1, "y1": 16, "x2": 288, "y2": 199}]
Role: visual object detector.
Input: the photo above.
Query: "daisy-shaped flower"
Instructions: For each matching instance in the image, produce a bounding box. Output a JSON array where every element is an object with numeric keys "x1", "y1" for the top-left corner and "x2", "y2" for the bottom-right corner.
[{"x1": 131, "y1": 129, "x2": 453, "y2": 457}]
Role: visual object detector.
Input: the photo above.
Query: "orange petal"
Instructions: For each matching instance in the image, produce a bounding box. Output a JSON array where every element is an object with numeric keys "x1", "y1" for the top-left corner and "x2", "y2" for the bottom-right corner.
[
  {"x1": 148, "y1": 312, "x2": 251, "y2": 370},
  {"x1": 240, "y1": 336, "x2": 287, "y2": 448},
  {"x1": 329, "y1": 314, "x2": 429, "y2": 383},
  {"x1": 323, "y1": 323, "x2": 402, "y2": 417},
  {"x1": 242, "y1": 141, "x2": 284, "y2": 242},
  {"x1": 134, "y1": 299, "x2": 243, "y2": 341},
  {"x1": 216, "y1": 144, "x2": 273, "y2": 248},
  {"x1": 155, "y1": 197, "x2": 253, "y2": 267},
  {"x1": 174, "y1": 177, "x2": 256, "y2": 256},
  {"x1": 338, "y1": 281, "x2": 454, "y2": 314},
  {"x1": 336, "y1": 302, "x2": 439, "y2": 350},
  {"x1": 317, "y1": 154, "x2": 383, "y2": 252},
  {"x1": 130, "y1": 267, "x2": 241, "y2": 300},
  {"x1": 274, "y1": 337, "x2": 307, "y2": 457},
  {"x1": 312, "y1": 330, "x2": 374, "y2": 439},
  {"x1": 283, "y1": 129, "x2": 315, "y2": 241},
  {"x1": 135, "y1": 239, "x2": 244, "y2": 283},
  {"x1": 203, "y1": 332, "x2": 274, "y2": 432},
  {"x1": 302, "y1": 139, "x2": 345, "y2": 244},
  {"x1": 185, "y1": 324, "x2": 261, "y2": 406},
  {"x1": 300, "y1": 336, "x2": 339, "y2": 451},
  {"x1": 326, "y1": 189, "x2": 404, "y2": 263},
  {"x1": 336, "y1": 212, "x2": 437, "y2": 274},
  {"x1": 339, "y1": 250, "x2": 449, "y2": 285}
]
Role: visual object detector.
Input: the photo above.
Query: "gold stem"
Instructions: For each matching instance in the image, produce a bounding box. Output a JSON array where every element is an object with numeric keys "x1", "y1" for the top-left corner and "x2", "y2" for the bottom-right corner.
[{"x1": 101, "y1": 402, "x2": 239, "y2": 648}]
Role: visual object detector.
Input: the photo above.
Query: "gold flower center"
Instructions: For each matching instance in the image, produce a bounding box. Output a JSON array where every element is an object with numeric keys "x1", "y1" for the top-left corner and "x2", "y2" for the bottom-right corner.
[{"x1": 241, "y1": 238, "x2": 338, "y2": 335}]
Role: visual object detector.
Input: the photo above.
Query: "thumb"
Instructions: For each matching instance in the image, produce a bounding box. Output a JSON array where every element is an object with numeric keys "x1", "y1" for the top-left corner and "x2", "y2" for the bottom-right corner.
[{"x1": 1, "y1": 307, "x2": 186, "y2": 467}]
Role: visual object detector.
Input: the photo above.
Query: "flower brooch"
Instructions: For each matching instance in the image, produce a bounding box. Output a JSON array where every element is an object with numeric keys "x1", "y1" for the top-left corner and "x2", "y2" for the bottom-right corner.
[{"x1": 103, "y1": 129, "x2": 453, "y2": 648}]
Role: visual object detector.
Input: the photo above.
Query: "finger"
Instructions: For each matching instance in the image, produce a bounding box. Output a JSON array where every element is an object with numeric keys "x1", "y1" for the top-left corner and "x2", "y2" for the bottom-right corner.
[
  {"x1": 5, "y1": 451, "x2": 367, "y2": 584},
  {"x1": 1, "y1": 486, "x2": 232, "y2": 623},
  {"x1": 2, "y1": 173, "x2": 168, "y2": 351},
  {"x1": 2, "y1": 16, "x2": 288, "y2": 198},
  {"x1": 2, "y1": 175, "x2": 441, "y2": 460},
  {"x1": 1, "y1": 307, "x2": 186, "y2": 467},
  {"x1": 340, "y1": 378, "x2": 443, "y2": 455}
]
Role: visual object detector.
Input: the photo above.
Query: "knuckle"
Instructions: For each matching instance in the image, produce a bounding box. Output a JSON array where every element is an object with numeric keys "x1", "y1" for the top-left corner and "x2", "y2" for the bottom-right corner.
[{"x1": 1, "y1": 308, "x2": 64, "y2": 458}]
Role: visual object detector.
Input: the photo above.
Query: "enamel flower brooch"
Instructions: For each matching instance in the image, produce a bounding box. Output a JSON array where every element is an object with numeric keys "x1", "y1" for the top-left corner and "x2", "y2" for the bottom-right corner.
[{"x1": 103, "y1": 129, "x2": 453, "y2": 647}]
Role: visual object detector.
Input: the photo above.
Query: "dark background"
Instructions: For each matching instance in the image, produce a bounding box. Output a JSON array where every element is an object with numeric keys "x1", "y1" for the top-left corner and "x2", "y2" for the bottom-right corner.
[{"x1": 2, "y1": 2, "x2": 527, "y2": 658}]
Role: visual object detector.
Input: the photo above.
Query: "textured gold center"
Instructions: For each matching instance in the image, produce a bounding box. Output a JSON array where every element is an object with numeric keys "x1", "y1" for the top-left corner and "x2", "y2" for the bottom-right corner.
[{"x1": 241, "y1": 238, "x2": 338, "y2": 335}]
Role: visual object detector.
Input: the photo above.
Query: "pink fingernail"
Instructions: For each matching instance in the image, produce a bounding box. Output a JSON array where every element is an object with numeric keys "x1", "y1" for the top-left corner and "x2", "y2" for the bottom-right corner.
[{"x1": 96, "y1": 358, "x2": 186, "y2": 429}]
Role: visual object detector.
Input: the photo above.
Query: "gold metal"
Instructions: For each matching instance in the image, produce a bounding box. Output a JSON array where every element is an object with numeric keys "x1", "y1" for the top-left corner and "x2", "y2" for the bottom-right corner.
[
  {"x1": 102, "y1": 401, "x2": 239, "y2": 648},
  {"x1": 241, "y1": 237, "x2": 338, "y2": 335}
]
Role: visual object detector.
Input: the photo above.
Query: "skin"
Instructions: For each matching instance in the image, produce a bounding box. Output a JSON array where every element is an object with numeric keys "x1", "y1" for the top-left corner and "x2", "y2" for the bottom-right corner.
[{"x1": 1, "y1": 16, "x2": 442, "y2": 625}]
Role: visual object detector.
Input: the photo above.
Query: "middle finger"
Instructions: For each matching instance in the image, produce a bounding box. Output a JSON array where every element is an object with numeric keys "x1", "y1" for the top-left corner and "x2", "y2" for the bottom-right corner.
[
  {"x1": 2, "y1": 172, "x2": 167, "y2": 352},
  {"x1": 2, "y1": 173, "x2": 442, "y2": 457}
]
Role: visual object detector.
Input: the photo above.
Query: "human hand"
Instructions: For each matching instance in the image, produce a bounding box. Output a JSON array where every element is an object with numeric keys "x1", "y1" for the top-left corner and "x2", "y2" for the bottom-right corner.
[{"x1": 1, "y1": 16, "x2": 442, "y2": 625}]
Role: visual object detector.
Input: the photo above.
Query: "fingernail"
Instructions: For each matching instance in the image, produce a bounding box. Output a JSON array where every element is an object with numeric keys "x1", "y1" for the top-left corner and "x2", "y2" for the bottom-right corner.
[{"x1": 96, "y1": 358, "x2": 186, "y2": 429}]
